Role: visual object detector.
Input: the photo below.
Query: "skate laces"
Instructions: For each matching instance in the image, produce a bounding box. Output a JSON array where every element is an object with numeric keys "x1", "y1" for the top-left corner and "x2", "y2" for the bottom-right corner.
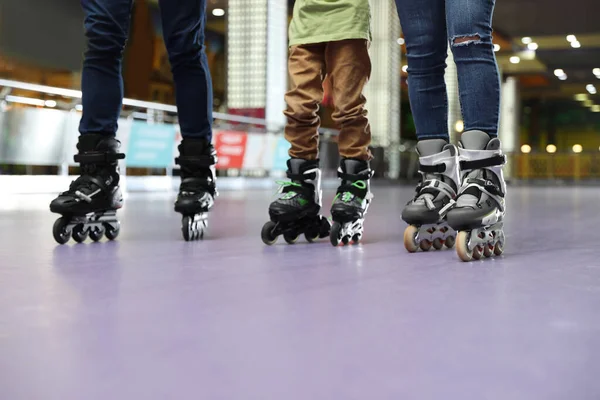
[
  {"x1": 275, "y1": 181, "x2": 302, "y2": 199},
  {"x1": 334, "y1": 180, "x2": 367, "y2": 203}
]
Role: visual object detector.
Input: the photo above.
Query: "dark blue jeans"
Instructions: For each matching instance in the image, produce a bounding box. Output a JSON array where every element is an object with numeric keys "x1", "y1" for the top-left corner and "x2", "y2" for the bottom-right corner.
[
  {"x1": 79, "y1": 0, "x2": 213, "y2": 140},
  {"x1": 395, "y1": 0, "x2": 500, "y2": 141}
]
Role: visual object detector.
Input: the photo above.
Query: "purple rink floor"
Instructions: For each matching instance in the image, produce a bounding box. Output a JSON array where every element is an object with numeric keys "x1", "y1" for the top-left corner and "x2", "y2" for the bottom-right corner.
[{"x1": 0, "y1": 184, "x2": 599, "y2": 399}]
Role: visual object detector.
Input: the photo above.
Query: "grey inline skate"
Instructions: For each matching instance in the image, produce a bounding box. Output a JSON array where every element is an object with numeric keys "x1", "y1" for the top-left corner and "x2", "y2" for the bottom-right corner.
[
  {"x1": 174, "y1": 138, "x2": 217, "y2": 241},
  {"x1": 330, "y1": 158, "x2": 373, "y2": 246},
  {"x1": 261, "y1": 159, "x2": 330, "y2": 245},
  {"x1": 446, "y1": 130, "x2": 506, "y2": 261},
  {"x1": 402, "y1": 139, "x2": 460, "y2": 252},
  {"x1": 50, "y1": 134, "x2": 124, "y2": 244}
]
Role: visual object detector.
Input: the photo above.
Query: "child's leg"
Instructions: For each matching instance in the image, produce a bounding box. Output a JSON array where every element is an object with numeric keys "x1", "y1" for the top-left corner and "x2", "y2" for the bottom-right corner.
[
  {"x1": 284, "y1": 43, "x2": 326, "y2": 160},
  {"x1": 325, "y1": 39, "x2": 373, "y2": 246},
  {"x1": 261, "y1": 44, "x2": 331, "y2": 246}
]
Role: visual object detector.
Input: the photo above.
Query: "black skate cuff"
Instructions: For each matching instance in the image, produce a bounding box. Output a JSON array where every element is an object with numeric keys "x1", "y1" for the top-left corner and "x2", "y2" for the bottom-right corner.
[
  {"x1": 287, "y1": 171, "x2": 317, "y2": 181},
  {"x1": 337, "y1": 171, "x2": 373, "y2": 182},
  {"x1": 460, "y1": 155, "x2": 505, "y2": 171},
  {"x1": 74, "y1": 152, "x2": 125, "y2": 164},
  {"x1": 175, "y1": 154, "x2": 217, "y2": 167},
  {"x1": 419, "y1": 163, "x2": 446, "y2": 173}
]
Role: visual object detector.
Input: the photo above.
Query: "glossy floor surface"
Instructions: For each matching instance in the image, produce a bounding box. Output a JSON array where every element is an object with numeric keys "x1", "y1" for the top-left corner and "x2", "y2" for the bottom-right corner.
[{"x1": 0, "y1": 185, "x2": 598, "y2": 399}]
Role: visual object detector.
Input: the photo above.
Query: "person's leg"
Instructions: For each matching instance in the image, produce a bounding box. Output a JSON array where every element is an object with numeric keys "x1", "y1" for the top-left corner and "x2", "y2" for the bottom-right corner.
[
  {"x1": 50, "y1": 0, "x2": 132, "y2": 245},
  {"x1": 394, "y1": 0, "x2": 460, "y2": 252},
  {"x1": 445, "y1": 0, "x2": 506, "y2": 261},
  {"x1": 394, "y1": 0, "x2": 449, "y2": 140},
  {"x1": 446, "y1": 0, "x2": 500, "y2": 136},
  {"x1": 261, "y1": 44, "x2": 331, "y2": 246},
  {"x1": 158, "y1": 0, "x2": 216, "y2": 240},
  {"x1": 325, "y1": 39, "x2": 373, "y2": 246}
]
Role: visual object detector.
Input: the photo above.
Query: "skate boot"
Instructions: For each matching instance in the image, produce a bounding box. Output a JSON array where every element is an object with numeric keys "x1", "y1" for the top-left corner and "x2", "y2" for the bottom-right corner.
[
  {"x1": 261, "y1": 158, "x2": 330, "y2": 245},
  {"x1": 446, "y1": 130, "x2": 506, "y2": 262},
  {"x1": 329, "y1": 158, "x2": 373, "y2": 246},
  {"x1": 402, "y1": 139, "x2": 460, "y2": 252},
  {"x1": 50, "y1": 134, "x2": 125, "y2": 244},
  {"x1": 174, "y1": 138, "x2": 217, "y2": 241}
]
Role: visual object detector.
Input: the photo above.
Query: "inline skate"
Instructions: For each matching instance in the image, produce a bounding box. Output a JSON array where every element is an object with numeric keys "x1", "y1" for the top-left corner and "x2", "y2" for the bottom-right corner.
[
  {"x1": 446, "y1": 130, "x2": 506, "y2": 262},
  {"x1": 402, "y1": 139, "x2": 460, "y2": 252},
  {"x1": 174, "y1": 138, "x2": 217, "y2": 241},
  {"x1": 329, "y1": 158, "x2": 373, "y2": 246},
  {"x1": 50, "y1": 134, "x2": 124, "y2": 244},
  {"x1": 261, "y1": 158, "x2": 330, "y2": 245}
]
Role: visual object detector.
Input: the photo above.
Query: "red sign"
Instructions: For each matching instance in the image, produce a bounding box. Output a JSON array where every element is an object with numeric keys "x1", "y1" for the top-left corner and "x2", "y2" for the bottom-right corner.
[{"x1": 214, "y1": 131, "x2": 247, "y2": 169}]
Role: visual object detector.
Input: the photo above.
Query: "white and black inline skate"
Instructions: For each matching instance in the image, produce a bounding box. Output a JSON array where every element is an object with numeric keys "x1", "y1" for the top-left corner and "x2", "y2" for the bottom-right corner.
[
  {"x1": 261, "y1": 158, "x2": 330, "y2": 245},
  {"x1": 174, "y1": 138, "x2": 217, "y2": 241},
  {"x1": 329, "y1": 158, "x2": 373, "y2": 246},
  {"x1": 50, "y1": 134, "x2": 124, "y2": 244},
  {"x1": 446, "y1": 130, "x2": 506, "y2": 262},
  {"x1": 402, "y1": 139, "x2": 459, "y2": 252}
]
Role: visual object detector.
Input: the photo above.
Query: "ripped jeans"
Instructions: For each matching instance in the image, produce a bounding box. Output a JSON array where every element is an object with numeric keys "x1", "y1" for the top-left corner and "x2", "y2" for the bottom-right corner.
[{"x1": 395, "y1": 0, "x2": 500, "y2": 141}]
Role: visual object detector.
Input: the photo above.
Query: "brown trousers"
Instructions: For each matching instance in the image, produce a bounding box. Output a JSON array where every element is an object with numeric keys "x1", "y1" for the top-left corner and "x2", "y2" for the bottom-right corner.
[{"x1": 284, "y1": 39, "x2": 372, "y2": 161}]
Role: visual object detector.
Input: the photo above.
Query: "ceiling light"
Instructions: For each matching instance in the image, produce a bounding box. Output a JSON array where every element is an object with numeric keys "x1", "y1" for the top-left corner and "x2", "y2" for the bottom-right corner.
[
  {"x1": 566, "y1": 35, "x2": 577, "y2": 42},
  {"x1": 397, "y1": 38, "x2": 405, "y2": 45},
  {"x1": 594, "y1": 68, "x2": 600, "y2": 76},
  {"x1": 455, "y1": 120, "x2": 464, "y2": 132},
  {"x1": 402, "y1": 65, "x2": 408, "y2": 73},
  {"x1": 592, "y1": 105, "x2": 600, "y2": 112},
  {"x1": 575, "y1": 94, "x2": 588, "y2": 101},
  {"x1": 510, "y1": 56, "x2": 520, "y2": 64},
  {"x1": 559, "y1": 75, "x2": 568, "y2": 81},
  {"x1": 521, "y1": 144, "x2": 531, "y2": 154},
  {"x1": 493, "y1": 44, "x2": 501, "y2": 52},
  {"x1": 527, "y1": 42, "x2": 539, "y2": 51},
  {"x1": 546, "y1": 144, "x2": 557, "y2": 153},
  {"x1": 212, "y1": 8, "x2": 225, "y2": 17},
  {"x1": 586, "y1": 84, "x2": 597, "y2": 94},
  {"x1": 572, "y1": 144, "x2": 583, "y2": 153},
  {"x1": 554, "y1": 69, "x2": 565, "y2": 76},
  {"x1": 44, "y1": 100, "x2": 57, "y2": 108},
  {"x1": 584, "y1": 100, "x2": 594, "y2": 107},
  {"x1": 571, "y1": 41, "x2": 581, "y2": 48},
  {"x1": 521, "y1": 37, "x2": 532, "y2": 44}
]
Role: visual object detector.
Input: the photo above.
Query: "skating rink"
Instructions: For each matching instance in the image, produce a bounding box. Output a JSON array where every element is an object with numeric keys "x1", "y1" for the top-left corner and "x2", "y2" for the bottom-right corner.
[{"x1": 0, "y1": 184, "x2": 598, "y2": 399}]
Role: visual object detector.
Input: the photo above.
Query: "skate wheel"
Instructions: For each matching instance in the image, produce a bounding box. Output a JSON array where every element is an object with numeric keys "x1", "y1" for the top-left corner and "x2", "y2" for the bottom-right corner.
[
  {"x1": 261, "y1": 221, "x2": 278, "y2": 245},
  {"x1": 419, "y1": 240, "x2": 432, "y2": 252},
  {"x1": 352, "y1": 233, "x2": 361, "y2": 244},
  {"x1": 432, "y1": 238, "x2": 444, "y2": 250},
  {"x1": 403, "y1": 225, "x2": 419, "y2": 253},
  {"x1": 342, "y1": 236, "x2": 350, "y2": 245},
  {"x1": 53, "y1": 217, "x2": 72, "y2": 245},
  {"x1": 89, "y1": 227, "x2": 105, "y2": 242},
  {"x1": 445, "y1": 235, "x2": 456, "y2": 249},
  {"x1": 456, "y1": 231, "x2": 473, "y2": 262},
  {"x1": 483, "y1": 243, "x2": 494, "y2": 258},
  {"x1": 284, "y1": 232, "x2": 299, "y2": 245},
  {"x1": 104, "y1": 221, "x2": 120, "y2": 241},
  {"x1": 330, "y1": 222, "x2": 342, "y2": 247},
  {"x1": 494, "y1": 241, "x2": 504, "y2": 256},
  {"x1": 304, "y1": 220, "x2": 321, "y2": 243},
  {"x1": 72, "y1": 224, "x2": 88, "y2": 243},
  {"x1": 472, "y1": 245, "x2": 483, "y2": 260}
]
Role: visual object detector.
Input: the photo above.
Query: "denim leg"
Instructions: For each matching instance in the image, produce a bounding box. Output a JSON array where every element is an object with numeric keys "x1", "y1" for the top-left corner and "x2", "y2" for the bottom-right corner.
[
  {"x1": 447, "y1": 0, "x2": 500, "y2": 136},
  {"x1": 79, "y1": 0, "x2": 133, "y2": 136},
  {"x1": 158, "y1": 0, "x2": 213, "y2": 140},
  {"x1": 394, "y1": 0, "x2": 449, "y2": 141}
]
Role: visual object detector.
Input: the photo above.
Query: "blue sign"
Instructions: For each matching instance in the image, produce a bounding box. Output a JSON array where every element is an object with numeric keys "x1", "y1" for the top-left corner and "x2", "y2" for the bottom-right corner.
[
  {"x1": 127, "y1": 122, "x2": 176, "y2": 168},
  {"x1": 272, "y1": 136, "x2": 290, "y2": 171}
]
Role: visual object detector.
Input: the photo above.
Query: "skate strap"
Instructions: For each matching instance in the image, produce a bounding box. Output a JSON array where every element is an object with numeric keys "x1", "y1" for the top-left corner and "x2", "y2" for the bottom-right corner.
[
  {"x1": 337, "y1": 170, "x2": 373, "y2": 182},
  {"x1": 280, "y1": 181, "x2": 313, "y2": 197},
  {"x1": 460, "y1": 154, "x2": 505, "y2": 171},
  {"x1": 175, "y1": 154, "x2": 217, "y2": 167},
  {"x1": 287, "y1": 171, "x2": 316, "y2": 181},
  {"x1": 419, "y1": 163, "x2": 446, "y2": 174},
  {"x1": 462, "y1": 178, "x2": 504, "y2": 198},
  {"x1": 74, "y1": 152, "x2": 125, "y2": 164},
  {"x1": 336, "y1": 181, "x2": 367, "y2": 198},
  {"x1": 418, "y1": 179, "x2": 457, "y2": 200}
]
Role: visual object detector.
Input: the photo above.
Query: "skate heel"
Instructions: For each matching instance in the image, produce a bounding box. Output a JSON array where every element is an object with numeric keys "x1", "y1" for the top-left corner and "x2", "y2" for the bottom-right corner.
[{"x1": 53, "y1": 210, "x2": 121, "y2": 245}]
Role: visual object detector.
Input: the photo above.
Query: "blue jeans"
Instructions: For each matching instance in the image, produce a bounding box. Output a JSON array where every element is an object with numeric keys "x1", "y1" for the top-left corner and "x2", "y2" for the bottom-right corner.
[
  {"x1": 79, "y1": 0, "x2": 213, "y2": 139},
  {"x1": 394, "y1": 0, "x2": 500, "y2": 141}
]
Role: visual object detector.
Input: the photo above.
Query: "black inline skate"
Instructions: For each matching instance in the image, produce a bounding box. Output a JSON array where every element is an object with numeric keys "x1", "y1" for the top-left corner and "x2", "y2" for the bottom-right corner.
[
  {"x1": 402, "y1": 139, "x2": 459, "y2": 252},
  {"x1": 329, "y1": 158, "x2": 373, "y2": 246},
  {"x1": 261, "y1": 158, "x2": 330, "y2": 245},
  {"x1": 50, "y1": 134, "x2": 125, "y2": 244},
  {"x1": 446, "y1": 130, "x2": 506, "y2": 262},
  {"x1": 174, "y1": 138, "x2": 217, "y2": 241}
]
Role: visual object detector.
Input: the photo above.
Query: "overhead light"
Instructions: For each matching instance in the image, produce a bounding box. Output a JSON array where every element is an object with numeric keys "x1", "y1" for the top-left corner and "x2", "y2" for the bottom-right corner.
[
  {"x1": 44, "y1": 100, "x2": 57, "y2": 108},
  {"x1": 572, "y1": 144, "x2": 583, "y2": 153},
  {"x1": 510, "y1": 56, "x2": 520, "y2": 64},
  {"x1": 493, "y1": 44, "x2": 501, "y2": 52},
  {"x1": 5, "y1": 95, "x2": 45, "y2": 107},
  {"x1": 546, "y1": 144, "x2": 557, "y2": 153},
  {"x1": 455, "y1": 120, "x2": 464, "y2": 132},
  {"x1": 571, "y1": 41, "x2": 581, "y2": 48},
  {"x1": 554, "y1": 69, "x2": 565, "y2": 76},
  {"x1": 575, "y1": 94, "x2": 588, "y2": 101},
  {"x1": 586, "y1": 84, "x2": 597, "y2": 94},
  {"x1": 397, "y1": 38, "x2": 405, "y2": 45},
  {"x1": 567, "y1": 34, "x2": 577, "y2": 42},
  {"x1": 521, "y1": 144, "x2": 532, "y2": 154},
  {"x1": 212, "y1": 8, "x2": 225, "y2": 17},
  {"x1": 527, "y1": 42, "x2": 539, "y2": 51},
  {"x1": 402, "y1": 65, "x2": 408, "y2": 73},
  {"x1": 584, "y1": 100, "x2": 594, "y2": 107},
  {"x1": 592, "y1": 105, "x2": 600, "y2": 112},
  {"x1": 594, "y1": 68, "x2": 600, "y2": 76},
  {"x1": 75, "y1": 104, "x2": 83, "y2": 111},
  {"x1": 521, "y1": 37, "x2": 532, "y2": 44},
  {"x1": 559, "y1": 75, "x2": 568, "y2": 81}
]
